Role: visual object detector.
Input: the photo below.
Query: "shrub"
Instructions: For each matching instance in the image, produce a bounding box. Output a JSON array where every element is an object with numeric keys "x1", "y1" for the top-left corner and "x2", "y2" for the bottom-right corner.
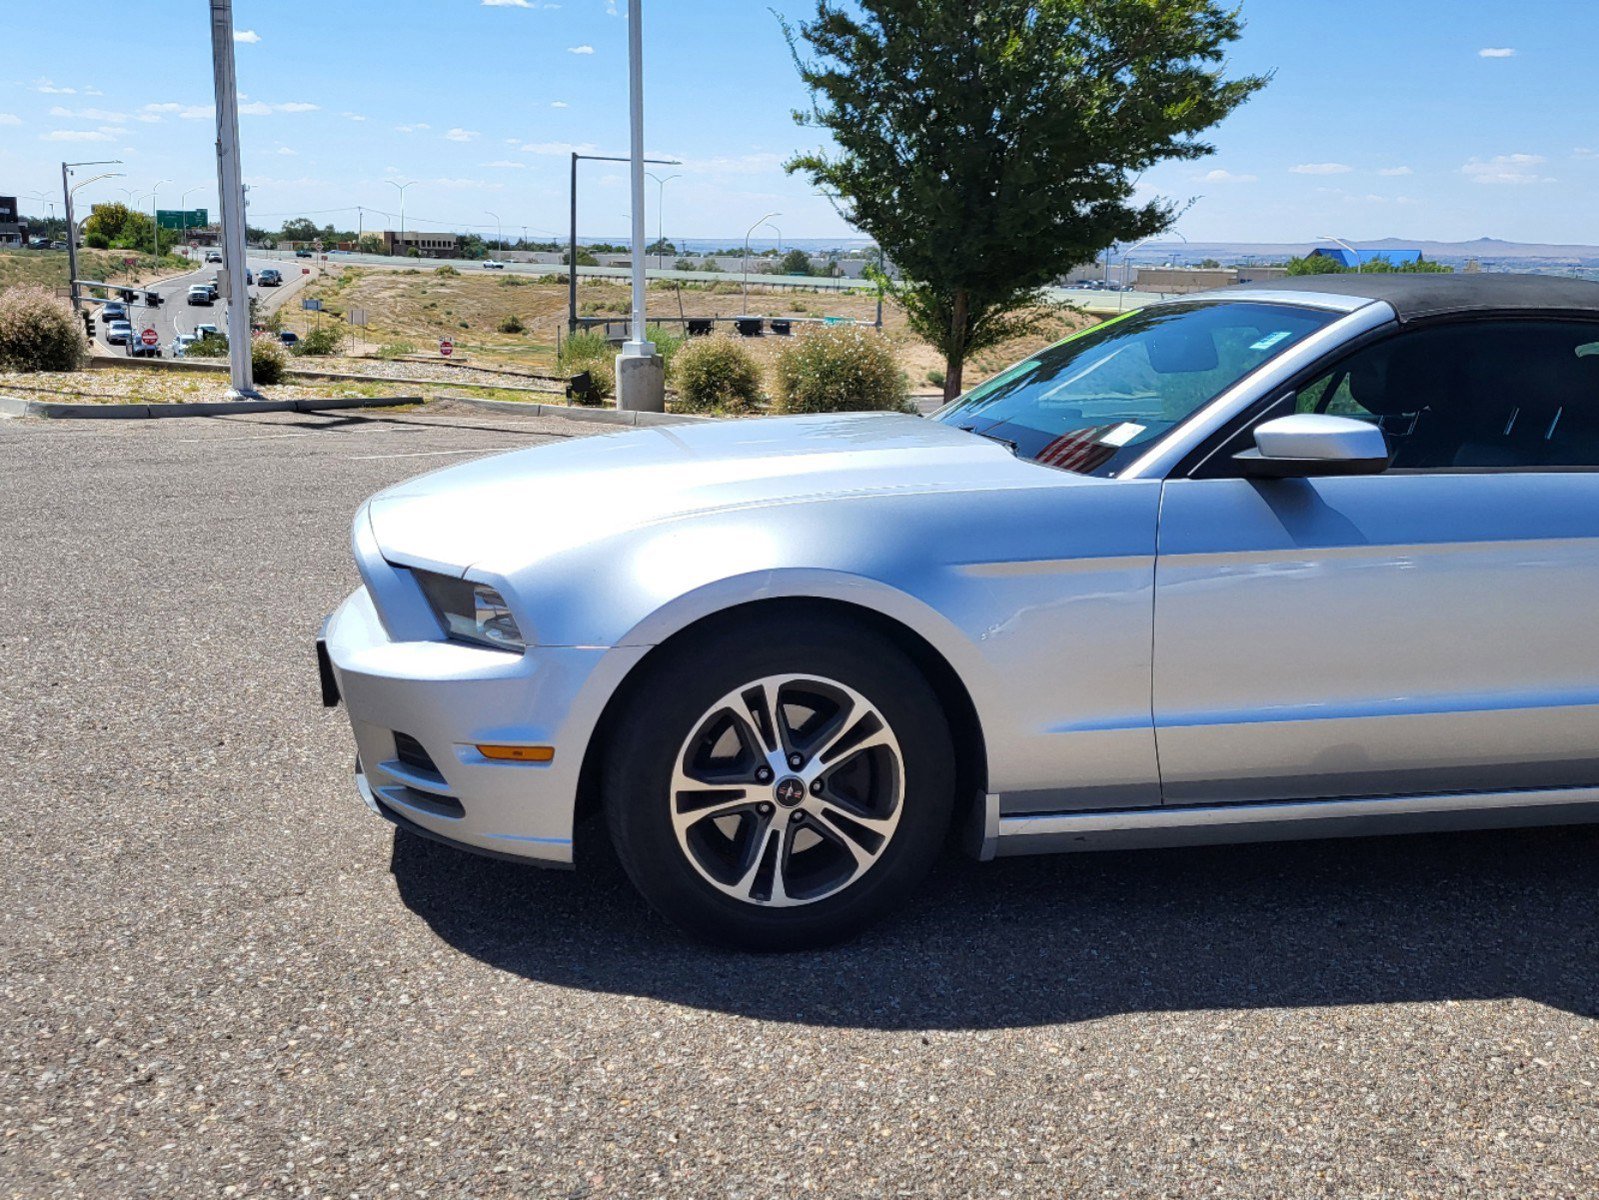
[
  {"x1": 646, "y1": 324, "x2": 685, "y2": 372},
  {"x1": 772, "y1": 325, "x2": 908, "y2": 415},
  {"x1": 434, "y1": 264, "x2": 459, "y2": 276},
  {"x1": 671, "y1": 335, "x2": 763, "y2": 414},
  {"x1": 376, "y1": 341, "x2": 415, "y2": 359},
  {"x1": 252, "y1": 336, "x2": 286, "y2": 384},
  {"x1": 558, "y1": 329, "x2": 615, "y2": 404},
  {"x1": 925, "y1": 367, "x2": 946, "y2": 389},
  {"x1": 0, "y1": 285, "x2": 87, "y2": 372},
  {"x1": 189, "y1": 333, "x2": 229, "y2": 358},
  {"x1": 497, "y1": 314, "x2": 526, "y2": 334},
  {"x1": 293, "y1": 326, "x2": 341, "y2": 356}
]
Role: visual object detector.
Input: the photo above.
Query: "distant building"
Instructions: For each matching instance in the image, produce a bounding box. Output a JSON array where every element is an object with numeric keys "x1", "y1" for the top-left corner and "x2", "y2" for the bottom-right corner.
[
  {"x1": 1309, "y1": 246, "x2": 1423, "y2": 269},
  {"x1": 0, "y1": 195, "x2": 26, "y2": 247},
  {"x1": 380, "y1": 230, "x2": 459, "y2": 258}
]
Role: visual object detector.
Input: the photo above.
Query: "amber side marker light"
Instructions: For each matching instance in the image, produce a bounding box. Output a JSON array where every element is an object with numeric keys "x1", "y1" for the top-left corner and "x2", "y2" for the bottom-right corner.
[{"x1": 476, "y1": 744, "x2": 556, "y2": 763}]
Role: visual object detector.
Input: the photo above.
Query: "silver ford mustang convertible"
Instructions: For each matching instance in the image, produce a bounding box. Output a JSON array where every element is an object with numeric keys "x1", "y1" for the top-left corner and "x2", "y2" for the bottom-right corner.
[{"x1": 321, "y1": 274, "x2": 1599, "y2": 948}]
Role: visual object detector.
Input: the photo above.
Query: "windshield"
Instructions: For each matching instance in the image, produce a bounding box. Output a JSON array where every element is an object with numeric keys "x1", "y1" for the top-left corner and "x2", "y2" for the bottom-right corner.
[{"x1": 934, "y1": 301, "x2": 1337, "y2": 476}]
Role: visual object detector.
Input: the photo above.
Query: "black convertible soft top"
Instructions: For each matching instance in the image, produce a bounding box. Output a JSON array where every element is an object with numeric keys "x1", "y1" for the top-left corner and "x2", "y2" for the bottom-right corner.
[{"x1": 1233, "y1": 272, "x2": 1599, "y2": 324}]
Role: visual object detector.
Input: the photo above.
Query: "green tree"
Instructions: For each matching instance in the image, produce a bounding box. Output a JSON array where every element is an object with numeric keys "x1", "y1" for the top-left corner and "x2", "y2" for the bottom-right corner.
[
  {"x1": 647, "y1": 237, "x2": 677, "y2": 257},
  {"x1": 563, "y1": 248, "x2": 600, "y2": 267},
  {"x1": 778, "y1": 248, "x2": 813, "y2": 276},
  {"x1": 357, "y1": 233, "x2": 383, "y2": 254},
  {"x1": 83, "y1": 203, "x2": 137, "y2": 246},
  {"x1": 784, "y1": 0, "x2": 1267, "y2": 399}
]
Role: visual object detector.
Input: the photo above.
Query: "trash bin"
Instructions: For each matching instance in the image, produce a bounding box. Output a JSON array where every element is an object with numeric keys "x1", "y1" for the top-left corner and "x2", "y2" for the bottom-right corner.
[
  {"x1": 734, "y1": 316, "x2": 764, "y2": 337},
  {"x1": 687, "y1": 318, "x2": 714, "y2": 337},
  {"x1": 770, "y1": 319, "x2": 792, "y2": 336}
]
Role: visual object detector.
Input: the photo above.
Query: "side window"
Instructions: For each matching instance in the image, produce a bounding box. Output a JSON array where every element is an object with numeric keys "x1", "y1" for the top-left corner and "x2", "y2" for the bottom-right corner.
[{"x1": 1289, "y1": 321, "x2": 1599, "y2": 470}]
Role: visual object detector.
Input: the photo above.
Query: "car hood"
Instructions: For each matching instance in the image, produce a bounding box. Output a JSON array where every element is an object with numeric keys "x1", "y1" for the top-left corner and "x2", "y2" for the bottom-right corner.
[{"x1": 366, "y1": 411, "x2": 1078, "y2": 575}]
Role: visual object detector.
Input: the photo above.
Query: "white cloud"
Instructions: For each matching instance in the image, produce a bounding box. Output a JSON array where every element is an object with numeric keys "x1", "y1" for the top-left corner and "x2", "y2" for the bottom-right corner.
[
  {"x1": 34, "y1": 79, "x2": 76, "y2": 95},
  {"x1": 445, "y1": 128, "x2": 481, "y2": 142},
  {"x1": 1463, "y1": 153, "x2": 1553, "y2": 185},
  {"x1": 276, "y1": 146, "x2": 296, "y2": 155},
  {"x1": 568, "y1": 44, "x2": 595, "y2": 54},
  {"x1": 0, "y1": 113, "x2": 20, "y2": 126},
  {"x1": 518, "y1": 140, "x2": 598, "y2": 155},
  {"x1": 234, "y1": 29, "x2": 261, "y2": 43},
  {"x1": 551, "y1": 100, "x2": 569, "y2": 108},
  {"x1": 342, "y1": 112, "x2": 367, "y2": 122},
  {"x1": 395, "y1": 123, "x2": 431, "y2": 134},
  {"x1": 240, "y1": 100, "x2": 320, "y2": 115},
  {"x1": 1377, "y1": 166, "x2": 1414, "y2": 177},
  {"x1": 50, "y1": 105, "x2": 136, "y2": 124},
  {"x1": 145, "y1": 102, "x2": 214, "y2": 120},
  {"x1": 1290, "y1": 162, "x2": 1353, "y2": 175},
  {"x1": 1478, "y1": 47, "x2": 1516, "y2": 58},
  {"x1": 1574, "y1": 147, "x2": 1598, "y2": 159},
  {"x1": 42, "y1": 129, "x2": 114, "y2": 142},
  {"x1": 482, "y1": 160, "x2": 527, "y2": 169},
  {"x1": 1203, "y1": 168, "x2": 1257, "y2": 184},
  {"x1": 83, "y1": 87, "x2": 103, "y2": 96}
]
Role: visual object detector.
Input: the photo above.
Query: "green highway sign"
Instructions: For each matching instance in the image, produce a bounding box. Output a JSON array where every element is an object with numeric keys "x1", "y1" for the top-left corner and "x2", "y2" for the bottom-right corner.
[{"x1": 157, "y1": 208, "x2": 208, "y2": 230}]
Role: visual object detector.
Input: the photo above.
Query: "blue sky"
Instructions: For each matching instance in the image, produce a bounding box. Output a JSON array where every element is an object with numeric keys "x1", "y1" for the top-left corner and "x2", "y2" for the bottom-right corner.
[{"x1": 4, "y1": 0, "x2": 1599, "y2": 246}]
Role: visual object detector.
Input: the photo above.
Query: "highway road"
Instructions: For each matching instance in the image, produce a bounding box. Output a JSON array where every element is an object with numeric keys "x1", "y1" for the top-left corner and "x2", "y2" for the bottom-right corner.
[{"x1": 87, "y1": 250, "x2": 319, "y2": 358}]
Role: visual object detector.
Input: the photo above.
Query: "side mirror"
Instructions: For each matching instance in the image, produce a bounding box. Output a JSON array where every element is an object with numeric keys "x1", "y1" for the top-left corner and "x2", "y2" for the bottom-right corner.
[{"x1": 1235, "y1": 413, "x2": 1390, "y2": 479}]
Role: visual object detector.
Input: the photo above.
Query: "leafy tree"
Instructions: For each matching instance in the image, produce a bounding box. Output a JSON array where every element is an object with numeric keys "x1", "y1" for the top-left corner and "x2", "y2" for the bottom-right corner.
[
  {"x1": 1286, "y1": 254, "x2": 1452, "y2": 276},
  {"x1": 83, "y1": 203, "x2": 137, "y2": 246},
  {"x1": 647, "y1": 237, "x2": 677, "y2": 257},
  {"x1": 779, "y1": 248, "x2": 813, "y2": 276},
  {"x1": 784, "y1": 0, "x2": 1267, "y2": 398},
  {"x1": 1198, "y1": 258, "x2": 1222, "y2": 269},
  {"x1": 563, "y1": 248, "x2": 600, "y2": 267},
  {"x1": 357, "y1": 233, "x2": 384, "y2": 254}
]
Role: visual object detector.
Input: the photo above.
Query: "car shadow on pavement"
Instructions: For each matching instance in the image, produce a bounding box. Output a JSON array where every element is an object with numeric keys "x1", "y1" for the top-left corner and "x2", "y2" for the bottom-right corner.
[{"x1": 389, "y1": 821, "x2": 1599, "y2": 1029}]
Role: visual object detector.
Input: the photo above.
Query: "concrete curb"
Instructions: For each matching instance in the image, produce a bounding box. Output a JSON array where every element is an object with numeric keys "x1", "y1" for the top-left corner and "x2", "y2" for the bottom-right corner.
[
  {"x1": 87, "y1": 354, "x2": 568, "y2": 395},
  {"x1": 0, "y1": 393, "x2": 421, "y2": 420},
  {"x1": 439, "y1": 394, "x2": 711, "y2": 427}
]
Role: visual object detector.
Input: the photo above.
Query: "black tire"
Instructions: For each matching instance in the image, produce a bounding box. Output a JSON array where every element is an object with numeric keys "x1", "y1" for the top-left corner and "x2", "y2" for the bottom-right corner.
[{"x1": 602, "y1": 612, "x2": 955, "y2": 950}]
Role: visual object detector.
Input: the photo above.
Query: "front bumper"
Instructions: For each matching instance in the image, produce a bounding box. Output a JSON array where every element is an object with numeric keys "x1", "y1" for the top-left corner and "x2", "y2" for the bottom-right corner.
[{"x1": 323, "y1": 586, "x2": 646, "y2": 866}]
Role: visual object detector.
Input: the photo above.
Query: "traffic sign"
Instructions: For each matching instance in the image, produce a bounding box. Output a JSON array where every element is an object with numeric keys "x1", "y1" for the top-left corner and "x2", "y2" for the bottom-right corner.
[
  {"x1": 140, "y1": 327, "x2": 159, "y2": 347},
  {"x1": 439, "y1": 339, "x2": 454, "y2": 357}
]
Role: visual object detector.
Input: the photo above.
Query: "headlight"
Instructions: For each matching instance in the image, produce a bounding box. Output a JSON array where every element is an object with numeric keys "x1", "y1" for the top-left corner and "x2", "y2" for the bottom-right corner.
[{"x1": 412, "y1": 569, "x2": 527, "y2": 652}]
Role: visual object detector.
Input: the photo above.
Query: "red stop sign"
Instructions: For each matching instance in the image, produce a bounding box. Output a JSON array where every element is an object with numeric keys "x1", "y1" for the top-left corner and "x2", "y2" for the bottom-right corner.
[
  {"x1": 140, "y1": 327, "x2": 159, "y2": 346},
  {"x1": 439, "y1": 339, "x2": 454, "y2": 357}
]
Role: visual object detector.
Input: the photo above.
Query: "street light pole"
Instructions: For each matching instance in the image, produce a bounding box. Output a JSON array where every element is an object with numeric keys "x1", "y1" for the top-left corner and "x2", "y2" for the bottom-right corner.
[
  {"x1": 742, "y1": 211, "x2": 781, "y2": 315},
  {"x1": 178, "y1": 185, "x2": 203, "y2": 254},
  {"x1": 61, "y1": 161, "x2": 122, "y2": 311},
  {"x1": 387, "y1": 180, "x2": 415, "y2": 255},
  {"x1": 612, "y1": 0, "x2": 667, "y2": 412},
  {"x1": 568, "y1": 150, "x2": 681, "y2": 333},
  {"x1": 1320, "y1": 233, "x2": 1364, "y2": 273},
  {"x1": 209, "y1": 0, "x2": 257, "y2": 398},
  {"x1": 646, "y1": 171, "x2": 680, "y2": 269},
  {"x1": 484, "y1": 210, "x2": 502, "y2": 254},
  {"x1": 150, "y1": 178, "x2": 169, "y2": 259}
]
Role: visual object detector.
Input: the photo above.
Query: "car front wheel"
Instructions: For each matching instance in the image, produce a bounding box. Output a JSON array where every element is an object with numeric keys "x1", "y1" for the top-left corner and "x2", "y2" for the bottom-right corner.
[{"x1": 603, "y1": 615, "x2": 955, "y2": 950}]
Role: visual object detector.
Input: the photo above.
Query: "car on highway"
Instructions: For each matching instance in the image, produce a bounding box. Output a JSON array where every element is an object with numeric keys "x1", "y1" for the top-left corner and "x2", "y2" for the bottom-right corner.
[
  {"x1": 277, "y1": 331, "x2": 300, "y2": 348},
  {"x1": 100, "y1": 300, "x2": 128, "y2": 322},
  {"x1": 482, "y1": 259, "x2": 505, "y2": 270},
  {"x1": 187, "y1": 285, "x2": 214, "y2": 307},
  {"x1": 170, "y1": 333, "x2": 198, "y2": 358},
  {"x1": 205, "y1": 250, "x2": 222, "y2": 264},
  {"x1": 193, "y1": 323, "x2": 221, "y2": 340},
  {"x1": 295, "y1": 249, "x2": 313, "y2": 258},
  {"x1": 126, "y1": 333, "x2": 161, "y2": 358},
  {"x1": 105, "y1": 319, "x2": 133, "y2": 345},
  {"x1": 259, "y1": 268, "x2": 282, "y2": 287},
  {"x1": 321, "y1": 274, "x2": 1599, "y2": 949}
]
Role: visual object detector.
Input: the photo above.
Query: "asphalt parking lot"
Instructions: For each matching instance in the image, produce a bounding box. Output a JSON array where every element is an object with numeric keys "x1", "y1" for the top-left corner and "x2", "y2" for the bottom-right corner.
[{"x1": 2, "y1": 403, "x2": 1597, "y2": 1198}]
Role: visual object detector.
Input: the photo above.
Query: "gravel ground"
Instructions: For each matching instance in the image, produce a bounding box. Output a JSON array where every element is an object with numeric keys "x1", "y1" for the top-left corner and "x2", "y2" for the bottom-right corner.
[{"x1": 1, "y1": 406, "x2": 1597, "y2": 1198}]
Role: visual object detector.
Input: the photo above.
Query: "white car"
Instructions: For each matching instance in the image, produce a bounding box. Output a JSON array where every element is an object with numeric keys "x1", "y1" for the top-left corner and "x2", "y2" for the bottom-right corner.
[
  {"x1": 321, "y1": 273, "x2": 1599, "y2": 949},
  {"x1": 482, "y1": 259, "x2": 505, "y2": 270},
  {"x1": 187, "y1": 285, "x2": 214, "y2": 307},
  {"x1": 105, "y1": 320, "x2": 133, "y2": 345},
  {"x1": 171, "y1": 333, "x2": 198, "y2": 358},
  {"x1": 193, "y1": 324, "x2": 221, "y2": 340}
]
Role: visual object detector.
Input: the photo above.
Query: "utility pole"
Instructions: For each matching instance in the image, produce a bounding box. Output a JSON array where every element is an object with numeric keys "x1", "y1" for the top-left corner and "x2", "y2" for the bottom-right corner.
[
  {"x1": 646, "y1": 171, "x2": 680, "y2": 269},
  {"x1": 150, "y1": 179, "x2": 169, "y2": 258},
  {"x1": 485, "y1": 210, "x2": 502, "y2": 254},
  {"x1": 388, "y1": 180, "x2": 414, "y2": 256},
  {"x1": 615, "y1": 0, "x2": 663, "y2": 412},
  {"x1": 209, "y1": 0, "x2": 257, "y2": 398}
]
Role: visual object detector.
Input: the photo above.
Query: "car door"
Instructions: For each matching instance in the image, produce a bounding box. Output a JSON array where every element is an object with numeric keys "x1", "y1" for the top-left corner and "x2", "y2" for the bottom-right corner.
[{"x1": 1152, "y1": 318, "x2": 1599, "y2": 805}]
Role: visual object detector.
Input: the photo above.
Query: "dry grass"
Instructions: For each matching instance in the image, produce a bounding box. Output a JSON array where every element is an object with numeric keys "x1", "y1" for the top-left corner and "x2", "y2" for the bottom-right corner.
[
  {"x1": 276, "y1": 268, "x2": 1095, "y2": 391},
  {"x1": 0, "y1": 366, "x2": 551, "y2": 408},
  {"x1": 0, "y1": 249, "x2": 192, "y2": 298}
]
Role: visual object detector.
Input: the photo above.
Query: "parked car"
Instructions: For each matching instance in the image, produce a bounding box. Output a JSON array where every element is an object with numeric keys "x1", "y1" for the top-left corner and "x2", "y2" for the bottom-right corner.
[
  {"x1": 277, "y1": 331, "x2": 299, "y2": 348},
  {"x1": 187, "y1": 285, "x2": 213, "y2": 306},
  {"x1": 101, "y1": 300, "x2": 128, "y2": 322},
  {"x1": 193, "y1": 324, "x2": 221, "y2": 340},
  {"x1": 482, "y1": 259, "x2": 505, "y2": 270},
  {"x1": 205, "y1": 250, "x2": 222, "y2": 264},
  {"x1": 105, "y1": 320, "x2": 133, "y2": 345},
  {"x1": 258, "y1": 268, "x2": 282, "y2": 287},
  {"x1": 295, "y1": 249, "x2": 313, "y2": 258},
  {"x1": 321, "y1": 274, "x2": 1599, "y2": 949},
  {"x1": 171, "y1": 333, "x2": 198, "y2": 358}
]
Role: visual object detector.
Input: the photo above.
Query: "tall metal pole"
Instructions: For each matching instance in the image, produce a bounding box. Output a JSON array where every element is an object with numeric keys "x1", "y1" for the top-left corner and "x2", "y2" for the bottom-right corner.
[
  {"x1": 62, "y1": 164, "x2": 79, "y2": 311},
  {"x1": 568, "y1": 151, "x2": 579, "y2": 333},
  {"x1": 387, "y1": 181, "x2": 414, "y2": 255},
  {"x1": 150, "y1": 179, "x2": 169, "y2": 259},
  {"x1": 646, "y1": 171, "x2": 679, "y2": 268},
  {"x1": 742, "y1": 211, "x2": 780, "y2": 315},
  {"x1": 485, "y1": 210, "x2": 501, "y2": 253},
  {"x1": 209, "y1": 0, "x2": 256, "y2": 397},
  {"x1": 623, "y1": 0, "x2": 651, "y2": 361},
  {"x1": 1320, "y1": 233, "x2": 1364, "y2": 273}
]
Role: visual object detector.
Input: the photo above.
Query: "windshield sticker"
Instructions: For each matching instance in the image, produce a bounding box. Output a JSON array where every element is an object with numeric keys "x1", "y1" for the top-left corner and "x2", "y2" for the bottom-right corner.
[
  {"x1": 1250, "y1": 330, "x2": 1293, "y2": 352},
  {"x1": 1099, "y1": 422, "x2": 1146, "y2": 448}
]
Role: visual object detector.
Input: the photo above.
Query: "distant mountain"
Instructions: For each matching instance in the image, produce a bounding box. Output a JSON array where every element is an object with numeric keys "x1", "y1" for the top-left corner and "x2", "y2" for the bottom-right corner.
[{"x1": 1134, "y1": 236, "x2": 1599, "y2": 266}]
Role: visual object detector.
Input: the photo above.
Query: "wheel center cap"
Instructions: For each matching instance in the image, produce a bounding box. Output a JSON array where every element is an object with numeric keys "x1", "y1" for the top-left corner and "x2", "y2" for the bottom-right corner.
[{"x1": 774, "y1": 775, "x2": 806, "y2": 807}]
